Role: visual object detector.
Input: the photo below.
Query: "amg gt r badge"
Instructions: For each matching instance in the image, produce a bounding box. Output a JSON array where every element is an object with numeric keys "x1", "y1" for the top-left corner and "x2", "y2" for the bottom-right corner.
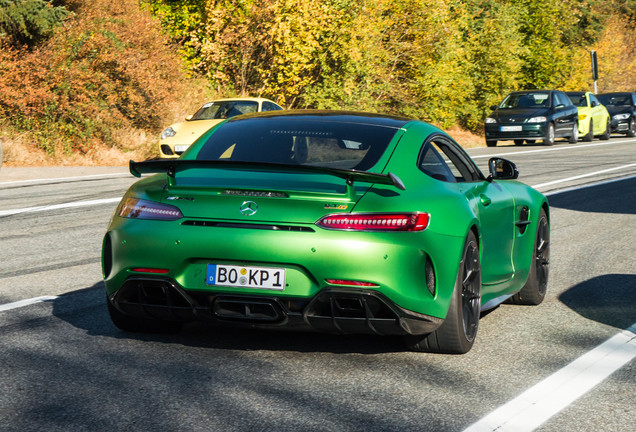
[{"x1": 324, "y1": 203, "x2": 348, "y2": 210}]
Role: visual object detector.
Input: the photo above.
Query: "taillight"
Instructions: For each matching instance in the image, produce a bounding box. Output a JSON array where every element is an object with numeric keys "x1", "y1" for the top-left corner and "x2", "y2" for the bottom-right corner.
[
  {"x1": 119, "y1": 198, "x2": 183, "y2": 221},
  {"x1": 316, "y1": 213, "x2": 430, "y2": 231}
]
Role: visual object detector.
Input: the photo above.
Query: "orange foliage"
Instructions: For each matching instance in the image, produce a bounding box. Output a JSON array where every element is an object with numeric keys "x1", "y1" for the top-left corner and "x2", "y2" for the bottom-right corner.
[{"x1": 0, "y1": 0, "x2": 210, "y2": 164}]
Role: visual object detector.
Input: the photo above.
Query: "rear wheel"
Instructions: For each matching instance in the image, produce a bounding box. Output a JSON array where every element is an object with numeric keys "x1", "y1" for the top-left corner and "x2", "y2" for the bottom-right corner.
[
  {"x1": 543, "y1": 123, "x2": 555, "y2": 146},
  {"x1": 507, "y1": 209, "x2": 549, "y2": 305},
  {"x1": 405, "y1": 231, "x2": 481, "y2": 354},
  {"x1": 107, "y1": 295, "x2": 183, "y2": 333},
  {"x1": 583, "y1": 119, "x2": 594, "y2": 141},
  {"x1": 486, "y1": 140, "x2": 497, "y2": 147},
  {"x1": 600, "y1": 118, "x2": 611, "y2": 140}
]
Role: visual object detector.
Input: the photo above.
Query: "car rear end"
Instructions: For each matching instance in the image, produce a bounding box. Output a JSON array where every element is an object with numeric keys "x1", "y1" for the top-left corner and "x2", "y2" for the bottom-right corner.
[{"x1": 103, "y1": 112, "x2": 460, "y2": 336}]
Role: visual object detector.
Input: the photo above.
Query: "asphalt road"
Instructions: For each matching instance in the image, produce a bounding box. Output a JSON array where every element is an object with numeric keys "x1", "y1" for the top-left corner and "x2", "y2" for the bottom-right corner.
[{"x1": 1, "y1": 136, "x2": 635, "y2": 432}]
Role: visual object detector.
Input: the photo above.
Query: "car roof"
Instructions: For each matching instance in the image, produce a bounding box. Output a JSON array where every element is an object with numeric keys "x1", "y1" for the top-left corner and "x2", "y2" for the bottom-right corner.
[
  {"x1": 509, "y1": 90, "x2": 554, "y2": 94},
  {"x1": 226, "y1": 109, "x2": 414, "y2": 128},
  {"x1": 206, "y1": 97, "x2": 280, "y2": 103}
]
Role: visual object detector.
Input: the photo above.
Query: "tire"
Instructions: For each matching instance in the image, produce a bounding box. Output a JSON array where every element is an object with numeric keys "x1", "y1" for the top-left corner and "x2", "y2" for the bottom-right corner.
[
  {"x1": 583, "y1": 119, "x2": 594, "y2": 142},
  {"x1": 627, "y1": 117, "x2": 636, "y2": 137},
  {"x1": 405, "y1": 231, "x2": 481, "y2": 354},
  {"x1": 526, "y1": 139, "x2": 536, "y2": 144},
  {"x1": 600, "y1": 118, "x2": 611, "y2": 140},
  {"x1": 107, "y1": 295, "x2": 183, "y2": 333},
  {"x1": 507, "y1": 209, "x2": 549, "y2": 305},
  {"x1": 568, "y1": 122, "x2": 579, "y2": 143},
  {"x1": 543, "y1": 123, "x2": 555, "y2": 146},
  {"x1": 486, "y1": 140, "x2": 497, "y2": 147},
  {"x1": 514, "y1": 139, "x2": 524, "y2": 146}
]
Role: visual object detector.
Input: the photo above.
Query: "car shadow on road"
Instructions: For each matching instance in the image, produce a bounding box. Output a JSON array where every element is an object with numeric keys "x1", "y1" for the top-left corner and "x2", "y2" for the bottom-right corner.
[
  {"x1": 52, "y1": 282, "x2": 410, "y2": 354},
  {"x1": 559, "y1": 274, "x2": 636, "y2": 330},
  {"x1": 547, "y1": 176, "x2": 636, "y2": 215}
]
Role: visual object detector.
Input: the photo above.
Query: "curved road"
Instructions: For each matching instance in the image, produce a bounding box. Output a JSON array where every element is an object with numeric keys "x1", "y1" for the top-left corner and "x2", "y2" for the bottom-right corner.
[{"x1": 1, "y1": 137, "x2": 635, "y2": 431}]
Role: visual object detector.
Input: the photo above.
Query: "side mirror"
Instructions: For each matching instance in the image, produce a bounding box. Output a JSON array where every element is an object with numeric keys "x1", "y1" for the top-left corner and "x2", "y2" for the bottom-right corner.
[
  {"x1": 487, "y1": 157, "x2": 519, "y2": 181},
  {"x1": 591, "y1": 101, "x2": 598, "y2": 107},
  {"x1": 185, "y1": 115, "x2": 193, "y2": 121},
  {"x1": 490, "y1": 105, "x2": 498, "y2": 111}
]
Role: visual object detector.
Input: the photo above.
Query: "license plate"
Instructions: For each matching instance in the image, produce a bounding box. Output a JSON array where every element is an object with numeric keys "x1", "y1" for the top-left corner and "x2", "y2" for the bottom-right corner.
[
  {"x1": 206, "y1": 264, "x2": 285, "y2": 290},
  {"x1": 174, "y1": 145, "x2": 190, "y2": 153},
  {"x1": 500, "y1": 126, "x2": 522, "y2": 132}
]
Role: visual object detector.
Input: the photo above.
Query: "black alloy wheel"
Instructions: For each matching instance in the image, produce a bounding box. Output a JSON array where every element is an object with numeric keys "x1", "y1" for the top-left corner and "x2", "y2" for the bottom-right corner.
[{"x1": 405, "y1": 231, "x2": 481, "y2": 354}]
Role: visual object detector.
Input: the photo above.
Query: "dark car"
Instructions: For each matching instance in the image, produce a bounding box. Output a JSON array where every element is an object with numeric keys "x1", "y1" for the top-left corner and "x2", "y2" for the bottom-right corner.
[
  {"x1": 596, "y1": 92, "x2": 636, "y2": 137},
  {"x1": 484, "y1": 90, "x2": 579, "y2": 146}
]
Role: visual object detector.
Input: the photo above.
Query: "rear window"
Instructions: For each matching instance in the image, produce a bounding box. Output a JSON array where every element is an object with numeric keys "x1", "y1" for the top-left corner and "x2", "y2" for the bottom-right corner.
[{"x1": 195, "y1": 116, "x2": 402, "y2": 171}]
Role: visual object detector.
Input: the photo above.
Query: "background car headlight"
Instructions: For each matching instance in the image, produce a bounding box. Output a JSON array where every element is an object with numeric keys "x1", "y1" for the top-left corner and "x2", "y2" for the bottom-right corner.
[
  {"x1": 527, "y1": 116, "x2": 547, "y2": 123},
  {"x1": 485, "y1": 118, "x2": 497, "y2": 124},
  {"x1": 118, "y1": 198, "x2": 183, "y2": 221},
  {"x1": 160, "y1": 126, "x2": 177, "y2": 140},
  {"x1": 613, "y1": 113, "x2": 630, "y2": 121}
]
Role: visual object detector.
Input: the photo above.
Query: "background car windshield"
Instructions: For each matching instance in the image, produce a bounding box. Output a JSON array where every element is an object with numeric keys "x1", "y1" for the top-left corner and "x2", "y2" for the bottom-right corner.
[
  {"x1": 196, "y1": 117, "x2": 400, "y2": 171},
  {"x1": 500, "y1": 93, "x2": 550, "y2": 109},
  {"x1": 597, "y1": 94, "x2": 631, "y2": 106},
  {"x1": 191, "y1": 101, "x2": 259, "y2": 120},
  {"x1": 566, "y1": 93, "x2": 587, "y2": 107}
]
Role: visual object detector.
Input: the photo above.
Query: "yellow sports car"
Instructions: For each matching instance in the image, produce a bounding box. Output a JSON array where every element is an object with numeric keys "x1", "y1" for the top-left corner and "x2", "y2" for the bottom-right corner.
[
  {"x1": 565, "y1": 91, "x2": 611, "y2": 141},
  {"x1": 158, "y1": 98, "x2": 283, "y2": 158}
]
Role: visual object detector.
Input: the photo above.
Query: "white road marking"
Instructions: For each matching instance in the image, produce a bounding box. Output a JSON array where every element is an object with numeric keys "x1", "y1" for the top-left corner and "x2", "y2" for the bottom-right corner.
[
  {"x1": 470, "y1": 138, "x2": 636, "y2": 159},
  {"x1": 0, "y1": 197, "x2": 121, "y2": 217},
  {"x1": 463, "y1": 323, "x2": 636, "y2": 432},
  {"x1": 0, "y1": 172, "x2": 129, "y2": 187},
  {"x1": 531, "y1": 163, "x2": 636, "y2": 190},
  {"x1": 0, "y1": 296, "x2": 59, "y2": 312}
]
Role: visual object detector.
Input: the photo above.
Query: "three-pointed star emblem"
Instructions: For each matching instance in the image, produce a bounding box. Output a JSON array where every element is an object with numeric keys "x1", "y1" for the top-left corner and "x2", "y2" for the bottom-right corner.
[{"x1": 240, "y1": 201, "x2": 258, "y2": 216}]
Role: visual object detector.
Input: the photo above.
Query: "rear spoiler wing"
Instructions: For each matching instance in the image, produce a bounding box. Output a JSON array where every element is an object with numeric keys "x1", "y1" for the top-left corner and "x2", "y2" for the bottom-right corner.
[{"x1": 130, "y1": 159, "x2": 406, "y2": 192}]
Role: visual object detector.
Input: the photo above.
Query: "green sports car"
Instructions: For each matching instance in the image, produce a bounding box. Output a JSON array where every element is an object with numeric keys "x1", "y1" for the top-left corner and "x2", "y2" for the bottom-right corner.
[{"x1": 102, "y1": 111, "x2": 550, "y2": 354}]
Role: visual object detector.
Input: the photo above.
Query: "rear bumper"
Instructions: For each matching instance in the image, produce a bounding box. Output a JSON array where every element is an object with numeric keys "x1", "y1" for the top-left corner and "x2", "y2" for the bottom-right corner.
[{"x1": 110, "y1": 277, "x2": 443, "y2": 335}]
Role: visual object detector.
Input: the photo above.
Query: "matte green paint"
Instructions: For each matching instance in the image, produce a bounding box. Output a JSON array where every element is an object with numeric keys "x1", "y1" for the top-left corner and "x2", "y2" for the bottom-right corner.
[{"x1": 103, "y1": 113, "x2": 548, "y2": 324}]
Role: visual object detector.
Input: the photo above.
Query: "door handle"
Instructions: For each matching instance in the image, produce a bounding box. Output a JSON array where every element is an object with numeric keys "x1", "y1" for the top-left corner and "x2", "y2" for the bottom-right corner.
[{"x1": 480, "y1": 194, "x2": 492, "y2": 207}]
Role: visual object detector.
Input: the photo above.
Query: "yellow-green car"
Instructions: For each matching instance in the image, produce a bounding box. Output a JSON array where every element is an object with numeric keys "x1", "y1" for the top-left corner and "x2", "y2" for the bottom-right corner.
[
  {"x1": 158, "y1": 98, "x2": 283, "y2": 158},
  {"x1": 565, "y1": 91, "x2": 611, "y2": 141}
]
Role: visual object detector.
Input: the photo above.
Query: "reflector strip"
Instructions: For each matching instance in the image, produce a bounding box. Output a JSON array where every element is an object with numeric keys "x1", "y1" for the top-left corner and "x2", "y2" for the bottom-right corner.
[
  {"x1": 325, "y1": 279, "x2": 379, "y2": 287},
  {"x1": 130, "y1": 268, "x2": 170, "y2": 274}
]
